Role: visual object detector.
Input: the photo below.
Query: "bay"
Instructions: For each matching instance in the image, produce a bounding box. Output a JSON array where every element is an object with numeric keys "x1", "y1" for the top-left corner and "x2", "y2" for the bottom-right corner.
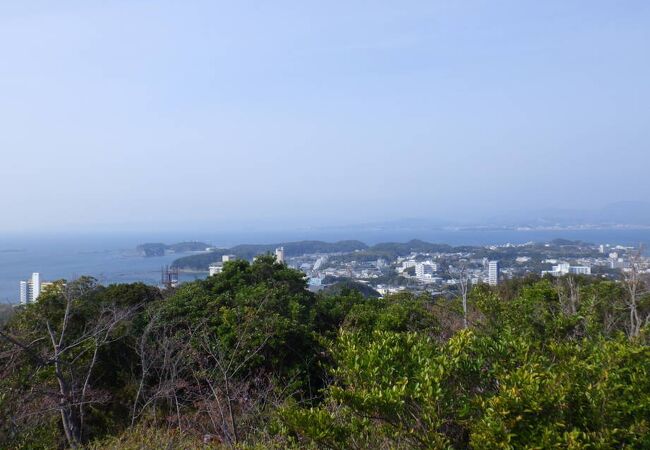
[{"x1": 2, "y1": 228, "x2": 650, "y2": 304}]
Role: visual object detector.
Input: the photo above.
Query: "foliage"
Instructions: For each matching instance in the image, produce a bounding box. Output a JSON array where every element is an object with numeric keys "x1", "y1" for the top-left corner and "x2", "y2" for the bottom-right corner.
[
  {"x1": 1, "y1": 263, "x2": 649, "y2": 449},
  {"x1": 160, "y1": 256, "x2": 320, "y2": 382},
  {"x1": 86, "y1": 424, "x2": 221, "y2": 449},
  {"x1": 0, "y1": 303, "x2": 15, "y2": 326},
  {"x1": 282, "y1": 329, "x2": 650, "y2": 449},
  {"x1": 0, "y1": 279, "x2": 161, "y2": 448},
  {"x1": 320, "y1": 280, "x2": 381, "y2": 299}
]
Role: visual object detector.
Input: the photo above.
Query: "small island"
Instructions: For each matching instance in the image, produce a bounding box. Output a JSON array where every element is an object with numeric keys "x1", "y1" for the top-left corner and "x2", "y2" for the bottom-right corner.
[{"x1": 136, "y1": 241, "x2": 210, "y2": 257}]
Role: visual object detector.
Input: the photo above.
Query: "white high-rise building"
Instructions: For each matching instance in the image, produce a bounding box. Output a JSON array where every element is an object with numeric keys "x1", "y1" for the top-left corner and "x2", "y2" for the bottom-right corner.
[
  {"x1": 488, "y1": 261, "x2": 500, "y2": 286},
  {"x1": 19, "y1": 272, "x2": 44, "y2": 304},
  {"x1": 32, "y1": 272, "x2": 41, "y2": 300},
  {"x1": 19, "y1": 281, "x2": 29, "y2": 305},
  {"x1": 275, "y1": 247, "x2": 285, "y2": 264}
]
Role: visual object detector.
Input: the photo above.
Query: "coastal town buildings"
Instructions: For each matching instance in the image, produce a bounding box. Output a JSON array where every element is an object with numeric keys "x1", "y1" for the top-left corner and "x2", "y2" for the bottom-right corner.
[
  {"x1": 19, "y1": 272, "x2": 53, "y2": 304},
  {"x1": 542, "y1": 263, "x2": 592, "y2": 277}
]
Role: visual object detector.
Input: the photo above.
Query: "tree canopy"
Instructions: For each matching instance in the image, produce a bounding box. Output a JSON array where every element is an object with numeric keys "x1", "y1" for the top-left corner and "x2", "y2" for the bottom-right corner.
[{"x1": 1, "y1": 260, "x2": 649, "y2": 449}]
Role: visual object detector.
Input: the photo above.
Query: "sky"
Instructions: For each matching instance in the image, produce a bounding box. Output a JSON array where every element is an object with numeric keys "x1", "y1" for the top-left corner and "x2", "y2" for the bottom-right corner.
[{"x1": 1, "y1": 1, "x2": 649, "y2": 233}]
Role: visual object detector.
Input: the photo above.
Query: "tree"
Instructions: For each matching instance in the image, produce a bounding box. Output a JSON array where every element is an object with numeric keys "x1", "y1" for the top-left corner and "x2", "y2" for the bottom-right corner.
[
  {"x1": 622, "y1": 250, "x2": 650, "y2": 339},
  {"x1": 450, "y1": 260, "x2": 471, "y2": 329},
  {"x1": 0, "y1": 279, "x2": 158, "y2": 448},
  {"x1": 3, "y1": 270, "x2": 650, "y2": 449}
]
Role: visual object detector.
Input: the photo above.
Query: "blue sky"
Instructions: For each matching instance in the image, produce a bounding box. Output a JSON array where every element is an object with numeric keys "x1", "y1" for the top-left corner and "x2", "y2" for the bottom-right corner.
[{"x1": 1, "y1": 1, "x2": 649, "y2": 232}]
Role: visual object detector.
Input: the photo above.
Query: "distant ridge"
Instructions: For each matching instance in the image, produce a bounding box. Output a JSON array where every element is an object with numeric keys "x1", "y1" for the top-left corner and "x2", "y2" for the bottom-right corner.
[
  {"x1": 171, "y1": 237, "x2": 604, "y2": 271},
  {"x1": 137, "y1": 242, "x2": 210, "y2": 257},
  {"x1": 171, "y1": 240, "x2": 368, "y2": 270}
]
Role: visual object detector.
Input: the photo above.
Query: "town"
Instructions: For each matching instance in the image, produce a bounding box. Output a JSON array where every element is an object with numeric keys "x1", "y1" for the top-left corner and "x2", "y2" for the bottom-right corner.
[
  {"x1": 15, "y1": 239, "x2": 649, "y2": 305},
  {"x1": 191, "y1": 239, "x2": 648, "y2": 298}
]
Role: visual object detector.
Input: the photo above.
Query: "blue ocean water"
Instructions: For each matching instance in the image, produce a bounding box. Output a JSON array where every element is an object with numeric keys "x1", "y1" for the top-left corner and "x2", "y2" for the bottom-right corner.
[
  {"x1": 0, "y1": 233, "x2": 208, "y2": 303},
  {"x1": 1, "y1": 228, "x2": 649, "y2": 304}
]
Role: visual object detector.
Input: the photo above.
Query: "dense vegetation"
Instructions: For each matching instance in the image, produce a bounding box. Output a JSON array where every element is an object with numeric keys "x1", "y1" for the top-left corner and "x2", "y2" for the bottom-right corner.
[
  {"x1": 320, "y1": 280, "x2": 381, "y2": 298},
  {"x1": 1, "y1": 257, "x2": 649, "y2": 449},
  {"x1": 172, "y1": 240, "x2": 368, "y2": 270},
  {"x1": 0, "y1": 303, "x2": 14, "y2": 326}
]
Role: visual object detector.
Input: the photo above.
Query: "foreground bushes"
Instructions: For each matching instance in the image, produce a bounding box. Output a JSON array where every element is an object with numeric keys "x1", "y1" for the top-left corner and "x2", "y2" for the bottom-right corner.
[
  {"x1": 281, "y1": 330, "x2": 649, "y2": 448},
  {"x1": 1, "y1": 259, "x2": 649, "y2": 449}
]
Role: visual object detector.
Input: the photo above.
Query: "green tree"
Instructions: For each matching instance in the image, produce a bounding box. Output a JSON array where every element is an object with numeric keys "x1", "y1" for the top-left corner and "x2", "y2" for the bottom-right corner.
[{"x1": 0, "y1": 279, "x2": 160, "y2": 448}]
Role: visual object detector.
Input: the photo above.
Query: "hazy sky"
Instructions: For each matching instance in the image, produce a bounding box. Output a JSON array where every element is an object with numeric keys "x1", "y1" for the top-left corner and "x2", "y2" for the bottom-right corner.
[{"x1": 1, "y1": 1, "x2": 649, "y2": 232}]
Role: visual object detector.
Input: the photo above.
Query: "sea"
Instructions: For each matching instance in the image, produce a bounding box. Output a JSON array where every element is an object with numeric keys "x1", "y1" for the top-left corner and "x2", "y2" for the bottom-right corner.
[{"x1": 2, "y1": 228, "x2": 650, "y2": 304}]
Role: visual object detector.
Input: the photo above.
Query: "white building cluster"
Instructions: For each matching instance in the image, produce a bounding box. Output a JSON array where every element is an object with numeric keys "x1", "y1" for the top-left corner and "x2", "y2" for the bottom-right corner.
[
  {"x1": 19, "y1": 272, "x2": 53, "y2": 304},
  {"x1": 208, "y1": 247, "x2": 285, "y2": 277},
  {"x1": 196, "y1": 239, "x2": 631, "y2": 299},
  {"x1": 209, "y1": 254, "x2": 236, "y2": 276},
  {"x1": 415, "y1": 262, "x2": 437, "y2": 279},
  {"x1": 542, "y1": 262, "x2": 592, "y2": 277}
]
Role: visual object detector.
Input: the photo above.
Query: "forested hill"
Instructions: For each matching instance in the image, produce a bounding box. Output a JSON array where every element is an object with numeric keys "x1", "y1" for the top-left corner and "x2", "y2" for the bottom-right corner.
[
  {"x1": 136, "y1": 241, "x2": 210, "y2": 257},
  {"x1": 330, "y1": 238, "x2": 601, "y2": 263},
  {"x1": 171, "y1": 238, "x2": 601, "y2": 270},
  {"x1": 171, "y1": 240, "x2": 368, "y2": 269}
]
